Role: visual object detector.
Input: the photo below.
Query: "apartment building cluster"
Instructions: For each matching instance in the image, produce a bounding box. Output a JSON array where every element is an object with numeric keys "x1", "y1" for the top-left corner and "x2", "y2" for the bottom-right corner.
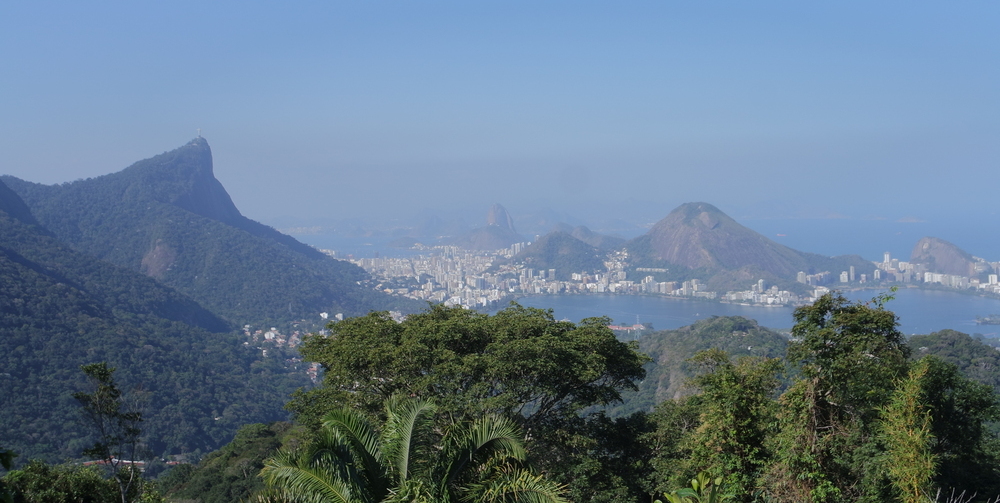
[
  {"x1": 348, "y1": 245, "x2": 819, "y2": 308},
  {"x1": 875, "y1": 252, "x2": 1000, "y2": 295},
  {"x1": 343, "y1": 242, "x2": 1000, "y2": 311}
]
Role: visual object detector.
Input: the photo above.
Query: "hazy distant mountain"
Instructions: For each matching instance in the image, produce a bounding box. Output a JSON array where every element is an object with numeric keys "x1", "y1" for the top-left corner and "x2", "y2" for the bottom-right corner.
[
  {"x1": 910, "y1": 237, "x2": 978, "y2": 277},
  {"x1": 550, "y1": 223, "x2": 625, "y2": 251},
  {"x1": 510, "y1": 231, "x2": 606, "y2": 280},
  {"x1": 446, "y1": 203, "x2": 524, "y2": 250},
  {"x1": 2, "y1": 138, "x2": 418, "y2": 325},
  {"x1": 486, "y1": 203, "x2": 516, "y2": 231},
  {"x1": 0, "y1": 178, "x2": 305, "y2": 463},
  {"x1": 626, "y1": 202, "x2": 873, "y2": 291}
]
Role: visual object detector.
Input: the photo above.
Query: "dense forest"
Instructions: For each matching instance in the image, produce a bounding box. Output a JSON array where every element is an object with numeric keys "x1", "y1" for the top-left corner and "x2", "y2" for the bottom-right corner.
[
  {"x1": 6, "y1": 298, "x2": 1000, "y2": 502},
  {"x1": 0, "y1": 185, "x2": 309, "y2": 464}
]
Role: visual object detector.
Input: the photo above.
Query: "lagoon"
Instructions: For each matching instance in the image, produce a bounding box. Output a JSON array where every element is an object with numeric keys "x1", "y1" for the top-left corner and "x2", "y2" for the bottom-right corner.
[{"x1": 515, "y1": 288, "x2": 1000, "y2": 337}]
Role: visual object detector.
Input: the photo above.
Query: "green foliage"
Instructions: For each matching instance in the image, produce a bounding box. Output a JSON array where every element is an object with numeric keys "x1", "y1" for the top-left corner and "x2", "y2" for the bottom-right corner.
[
  {"x1": 289, "y1": 303, "x2": 649, "y2": 501},
  {"x1": 0, "y1": 205, "x2": 307, "y2": 463},
  {"x1": 915, "y1": 356, "x2": 1000, "y2": 498},
  {"x1": 3, "y1": 460, "x2": 120, "y2": 503},
  {"x1": 767, "y1": 293, "x2": 909, "y2": 502},
  {"x1": 881, "y1": 357, "x2": 936, "y2": 503},
  {"x1": 261, "y1": 396, "x2": 566, "y2": 503},
  {"x1": 612, "y1": 316, "x2": 787, "y2": 417},
  {"x1": 74, "y1": 363, "x2": 144, "y2": 503},
  {"x1": 685, "y1": 350, "x2": 780, "y2": 502},
  {"x1": 656, "y1": 472, "x2": 733, "y2": 503},
  {"x1": 161, "y1": 422, "x2": 305, "y2": 503},
  {"x1": 645, "y1": 397, "x2": 704, "y2": 495},
  {"x1": 291, "y1": 303, "x2": 647, "y2": 428},
  {"x1": 910, "y1": 330, "x2": 1000, "y2": 393}
]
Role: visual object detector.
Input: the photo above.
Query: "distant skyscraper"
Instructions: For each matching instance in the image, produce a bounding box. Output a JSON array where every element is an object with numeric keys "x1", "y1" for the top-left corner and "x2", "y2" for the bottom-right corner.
[
  {"x1": 757, "y1": 279, "x2": 765, "y2": 292},
  {"x1": 884, "y1": 252, "x2": 891, "y2": 264},
  {"x1": 797, "y1": 271, "x2": 807, "y2": 283},
  {"x1": 849, "y1": 266, "x2": 856, "y2": 282},
  {"x1": 840, "y1": 271, "x2": 849, "y2": 283}
]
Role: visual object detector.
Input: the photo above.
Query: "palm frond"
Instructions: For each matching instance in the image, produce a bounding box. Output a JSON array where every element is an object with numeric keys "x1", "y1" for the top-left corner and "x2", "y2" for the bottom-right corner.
[
  {"x1": 442, "y1": 414, "x2": 527, "y2": 488},
  {"x1": 322, "y1": 407, "x2": 391, "y2": 497},
  {"x1": 461, "y1": 468, "x2": 568, "y2": 503},
  {"x1": 381, "y1": 395, "x2": 437, "y2": 481},
  {"x1": 261, "y1": 451, "x2": 359, "y2": 503}
]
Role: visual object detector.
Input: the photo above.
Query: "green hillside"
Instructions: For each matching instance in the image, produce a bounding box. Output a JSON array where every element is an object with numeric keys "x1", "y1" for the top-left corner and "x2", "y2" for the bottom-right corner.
[
  {"x1": 910, "y1": 329, "x2": 1000, "y2": 392},
  {"x1": 2, "y1": 139, "x2": 419, "y2": 327},
  {"x1": 511, "y1": 231, "x2": 606, "y2": 280},
  {"x1": 0, "y1": 181, "x2": 307, "y2": 463},
  {"x1": 610, "y1": 316, "x2": 788, "y2": 416}
]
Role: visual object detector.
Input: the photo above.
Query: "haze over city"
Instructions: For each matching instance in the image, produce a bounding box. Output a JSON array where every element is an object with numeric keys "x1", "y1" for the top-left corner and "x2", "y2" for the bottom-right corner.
[{"x1": 2, "y1": 2, "x2": 998, "y2": 260}]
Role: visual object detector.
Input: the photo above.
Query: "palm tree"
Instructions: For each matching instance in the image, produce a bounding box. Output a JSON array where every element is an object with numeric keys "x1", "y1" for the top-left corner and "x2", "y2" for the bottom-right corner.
[{"x1": 259, "y1": 396, "x2": 566, "y2": 503}]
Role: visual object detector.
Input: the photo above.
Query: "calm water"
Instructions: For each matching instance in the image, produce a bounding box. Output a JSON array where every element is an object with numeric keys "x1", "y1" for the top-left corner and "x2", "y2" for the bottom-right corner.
[{"x1": 515, "y1": 289, "x2": 1000, "y2": 337}]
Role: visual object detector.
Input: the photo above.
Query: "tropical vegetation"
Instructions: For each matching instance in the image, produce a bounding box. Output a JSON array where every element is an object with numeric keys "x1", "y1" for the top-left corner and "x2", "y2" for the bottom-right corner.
[{"x1": 260, "y1": 395, "x2": 565, "y2": 503}]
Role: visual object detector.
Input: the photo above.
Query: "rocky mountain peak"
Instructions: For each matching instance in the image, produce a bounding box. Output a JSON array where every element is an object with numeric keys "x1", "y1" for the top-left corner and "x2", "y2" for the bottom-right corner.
[
  {"x1": 910, "y1": 237, "x2": 977, "y2": 277},
  {"x1": 637, "y1": 202, "x2": 806, "y2": 277},
  {"x1": 486, "y1": 203, "x2": 516, "y2": 232},
  {"x1": 123, "y1": 138, "x2": 244, "y2": 225}
]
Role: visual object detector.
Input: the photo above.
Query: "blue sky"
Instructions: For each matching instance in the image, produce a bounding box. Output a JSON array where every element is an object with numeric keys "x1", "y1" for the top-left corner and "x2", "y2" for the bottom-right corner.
[{"x1": 2, "y1": 2, "x2": 998, "y2": 257}]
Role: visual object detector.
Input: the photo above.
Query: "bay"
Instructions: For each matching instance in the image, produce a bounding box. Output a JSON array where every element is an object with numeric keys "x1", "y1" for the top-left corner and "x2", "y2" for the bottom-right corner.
[{"x1": 515, "y1": 288, "x2": 1000, "y2": 337}]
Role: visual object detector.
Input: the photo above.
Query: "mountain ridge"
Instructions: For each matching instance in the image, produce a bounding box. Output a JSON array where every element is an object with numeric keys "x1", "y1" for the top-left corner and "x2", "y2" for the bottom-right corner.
[
  {"x1": 0, "y1": 178, "x2": 305, "y2": 462},
  {"x1": 2, "y1": 139, "x2": 418, "y2": 326}
]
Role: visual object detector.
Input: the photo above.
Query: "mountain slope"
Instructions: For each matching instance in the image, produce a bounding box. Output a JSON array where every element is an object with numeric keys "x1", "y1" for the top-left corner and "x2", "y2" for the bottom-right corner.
[
  {"x1": 2, "y1": 139, "x2": 417, "y2": 326},
  {"x1": 610, "y1": 316, "x2": 788, "y2": 416},
  {"x1": 0, "y1": 179, "x2": 306, "y2": 463},
  {"x1": 511, "y1": 231, "x2": 606, "y2": 280},
  {"x1": 632, "y1": 202, "x2": 808, "y2": 276},
  {"x1": 910, "y1": 237, "x2": 978, "y2": 277},
  {"x1": 626, "y1": 202, "x2": 872, "y2": 291},
  {"x1": 551, "y1": 223, "x2": 625, "y2": 251}
]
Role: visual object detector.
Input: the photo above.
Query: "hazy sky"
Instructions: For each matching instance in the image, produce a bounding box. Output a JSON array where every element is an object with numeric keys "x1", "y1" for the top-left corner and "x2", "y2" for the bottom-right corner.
[{"x1": 2, "y1": 2, "x2": 998, "y2": 248}]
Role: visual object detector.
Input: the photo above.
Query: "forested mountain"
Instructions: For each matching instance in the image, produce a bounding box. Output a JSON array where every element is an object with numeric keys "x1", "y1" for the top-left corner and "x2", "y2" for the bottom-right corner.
[
  {"x1": 550, "y1": 223, "x2": 626, "y2": 251},
  {"x1": 2, "y1": 138, "x2": 418, "y2": 327},
  {"x1": 626, "y1": 202, "x2": 873, "y2": 292},
  {"x1": 0, "y1": 179, "x2": 307, "y2": 464},
  {"x1": 611, "y1": 316, "x2": 788, "y2": 416},
  {"x1": 507, "y1": 231, "x2": 606, "y2": 280},
  {"x1": 910, "y1": 329, "x2": 1000, "y2": 391}
]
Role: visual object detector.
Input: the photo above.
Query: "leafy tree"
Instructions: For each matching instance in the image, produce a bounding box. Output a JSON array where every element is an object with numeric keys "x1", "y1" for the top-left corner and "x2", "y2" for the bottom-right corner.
[
  {"x1": 291, "y1": 304, "x2": 646, "y2": 429},
  {"x1": 160, "y1": 422, "x2": 306, "y2": 503},
  {"x1": 881, "y1": 357, "x2": 936, "y2": 503},
  {"x1": 645, "y1": 397, "x2": 704, "y2": 496},
  {"x1": 3, "y1": 460, "x2": 120, "y2": 503},
  {"x1": 289, "y1": 303, "x2": 648, "y2": 499},
  {"x1": 684, "y1": 350, "x2": 780, "y2": 502},
  {"x1": 73, "y1": 363, "x2": 145, "y2": 503},
  {"x1": 766, "y1": 293, "x2": 910, "y2": 503},
  {"x1": 260, "y1": 396, "x2": 566, "y2": 503},
  {"x1": 914, "y1": 356, "x2": 1000, "y2": 497}
]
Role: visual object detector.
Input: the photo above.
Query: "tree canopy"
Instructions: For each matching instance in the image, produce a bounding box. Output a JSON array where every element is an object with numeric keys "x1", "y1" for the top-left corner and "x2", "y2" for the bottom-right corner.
[{"x1": 290, "y1": 303, "x2": 648, "y2": 429}]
